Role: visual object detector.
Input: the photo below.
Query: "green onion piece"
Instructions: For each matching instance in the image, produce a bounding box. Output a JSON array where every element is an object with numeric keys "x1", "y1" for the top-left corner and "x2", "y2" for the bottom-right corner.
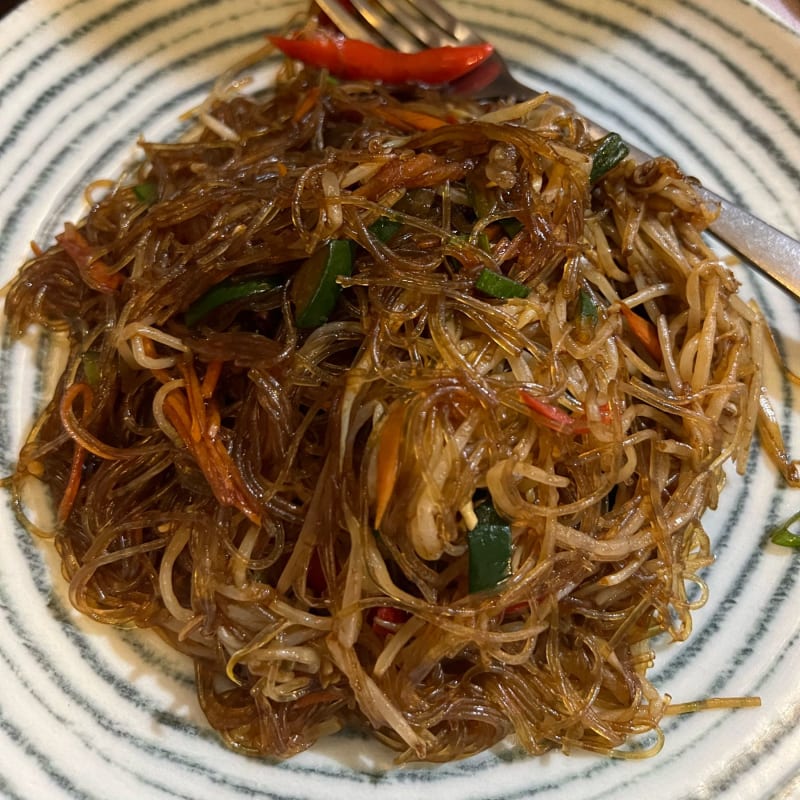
[
  {"x1": 578, "y1": 288, "x2": 599, "y2": 324},
  {"x1": 185, "y1": 277, "x2": 279, "y2": 327},
  {"x1": 467, "y1": 182, "x2": 495, "y2": 219},
  {"x1": 500, "y1": 218, "x2": 523, "y2": 237},
  {"x1": 82, "y1": 350, "x2": 101, "y2": 386},
  {"x1": 590, "y1": 132, "x2": 629, "y2": 183},
  {"x1": 292, "y1": 239, "x2": 354, "y2": 328},
  {"x1": 769, "y1": 510, "x2": 800, "y2": 548},
  {"x1": 475, "y1": 267, "x2": 530, "y2": 299},
  {"x1": 468, "y1": 501, "x2": 512, "y2": 594},
  {"x1": 133, "y1": 182, "x2": 158, "y2": 204},
  {"x1": 369, "y1": 216, "x2": 403, "y2": 243}
]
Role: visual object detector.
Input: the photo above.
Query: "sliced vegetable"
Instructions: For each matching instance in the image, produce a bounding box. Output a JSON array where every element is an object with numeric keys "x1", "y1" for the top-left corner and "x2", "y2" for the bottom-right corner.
[
  {"x1": 519, "y1": 389, "x2": 611, "y2": 435},
  {"x1": 133, "y1": 182, "x2": 158, "y2": 204},
  {"x1": 185, "y1": 277, "x2": 280, "y2": 327},
  {"x1": 590, "y1": 132, "x2": 629, "y2": 183},
  {"x1": 374, "y1": 401, "x2": 406, "y2": 529},
  {"x1": 620, "y1": 304, "x2": 662, "y2": 361},
  {"x1": 769, "y1": 510, "x2": 800, "y2": 548},
  {"x1": 371, "y1": 606, "x2": 409, "y2": 637},
  {"x1": 475, "y1": 267, "x2": 530, "y2": 299},
  {"x1": 56, "y1": 223, "x2": 123, "y2": 293},
  {"x1": 371, "y1": 105, "x2": 448, "y2": 131},
  {"x1": 468, "y1": 500, "x2": 512, "y2": 594},
  {"x1": 268, "y1": 31, "x2": 493, "y2": 86},
  {"x1": 519, "y1": 391, "x2": 576, "y2": 435},
  {"x1": 576, "y1": 288, "x2": 599, "y2": 344},
  {"x1": 369, "y1": 216, "x2": 403, "y2": 244},
  {"x1": 500, "y1": 218, "x2": 524, "y2": 237},
  {"x1": 81, "y1": 350, "x2": 101, "y2": 387},
  {"x1": 292, "y1": 239, "x2": 353, "y2": 328}
]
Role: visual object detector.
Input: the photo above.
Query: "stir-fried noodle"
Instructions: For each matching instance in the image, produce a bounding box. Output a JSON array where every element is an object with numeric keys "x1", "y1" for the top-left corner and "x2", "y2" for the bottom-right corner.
[{"x1": 4, "y1": 43, "x2": 791, "y2": 762}]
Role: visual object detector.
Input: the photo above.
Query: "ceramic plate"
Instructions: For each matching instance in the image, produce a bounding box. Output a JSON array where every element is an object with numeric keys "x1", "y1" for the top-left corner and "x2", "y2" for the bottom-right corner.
[{"x1": 1, "y1": 1, "x2": 799, "y2": 798}]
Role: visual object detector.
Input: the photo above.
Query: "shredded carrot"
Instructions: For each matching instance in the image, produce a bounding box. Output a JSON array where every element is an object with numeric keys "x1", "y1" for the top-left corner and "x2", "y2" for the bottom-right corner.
[
  {"x1": 374, "y1": 401, "x2": 406, "y2": 528},
  {"x1": 620, "y1": 304, "x2": 662, "y2": 361},
  {"x1": 163, "y1": 380, "x2": 261, "y2": 525},
  {"x1": 519, "y1": 391, "x2": 576, "y2": 434},
  {"x1": 201, "y1": 359, "x2": 224, "y2": 399},
  {"x1": 140, "y1": 337, "x2": 172, "y2": 384},
  {"x1": 276, "y1": 162, "x2": 288, "y2": 177},
  {"x1": 57, "y1": 382, "x2": 94, "y2": 523},
  {"x1": 179, "y1": 361, "x2": 206, "y2": 444},
  {"x1": 56, "y1": 223, "x2": 123, "y2": 293},
  {"x1": 371, "y1": 105, "x2": 448, "y2": 131},
  {"x1": 30, "y1": 240, "x2": 43, "y2": 257},
  {"x1": 293, "y1": 86, "x2": 321, "y2": 123},
  {"x1": 519, "y1": 390, "x2": 611, "y2": 436}
]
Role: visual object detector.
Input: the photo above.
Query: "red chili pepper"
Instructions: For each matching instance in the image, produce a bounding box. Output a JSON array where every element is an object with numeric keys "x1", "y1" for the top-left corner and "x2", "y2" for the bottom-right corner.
[
  {"x1": 268, "y1": 31, "x2": 493, "y2": 85},
  {"x1": 519, "y1": 390, "x2": 612, "y2": 436},
  {"x1": 370, "y1": 606, "x2": 409, "y2": 637}
]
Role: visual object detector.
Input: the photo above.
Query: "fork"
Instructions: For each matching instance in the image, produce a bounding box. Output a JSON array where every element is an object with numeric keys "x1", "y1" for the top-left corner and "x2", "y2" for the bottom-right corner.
[{"x1": 313, "y1": 0, "x2": 800, "y2": 301}]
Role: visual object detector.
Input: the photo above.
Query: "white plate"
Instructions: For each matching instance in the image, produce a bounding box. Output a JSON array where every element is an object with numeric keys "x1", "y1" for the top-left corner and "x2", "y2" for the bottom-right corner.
[{"x1": 1, "y1": 1, "x2": 799, "y2": 798}]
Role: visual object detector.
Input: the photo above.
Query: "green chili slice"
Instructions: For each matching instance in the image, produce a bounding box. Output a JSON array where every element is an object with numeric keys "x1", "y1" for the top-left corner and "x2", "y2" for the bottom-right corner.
[
  {"x1": 292, "y1": 239, "x2": 354, "y2": 328},
  {"x1": 185, "y1": 277, "x2": 280, "y2": 327}
]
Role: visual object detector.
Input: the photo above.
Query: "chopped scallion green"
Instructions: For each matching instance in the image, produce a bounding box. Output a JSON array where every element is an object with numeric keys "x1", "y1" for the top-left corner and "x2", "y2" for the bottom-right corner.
[
  {"x1": 82, "y1": 350, "x2": 101, "y2": 386},
  {"x1": 133, "y1": 182, "x2": 158, "y2": 204},
  {"x1": 475, "y1": 267, "x2": 530, "y2": 299},
  {"x1": 468, "y1": 500, "x2": 512, "y2": 594},
  {"x1": 769, "y1": 510, "x2": 800, "y2": 548},
  {"x1": 590, "y1": 132, "x2": 629, "y2": 183},
  {"x1": 369, "y1": 216, "x2": 403, "y2": 243}
]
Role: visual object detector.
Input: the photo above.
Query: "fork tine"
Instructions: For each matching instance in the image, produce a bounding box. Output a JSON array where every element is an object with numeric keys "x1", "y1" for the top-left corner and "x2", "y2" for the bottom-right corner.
[
  {"x1": 314, "y1": 0, "x2": 483, "y2": 53},
  {"x1": 313, "y1": 0, "x2": 384, "y2": 45},
  {"x1": 349, "y1": 0, "x2": 420, "y2": 52},
  {"x1": 379, "y1": 0, "x2": 482, "y2": 47}
]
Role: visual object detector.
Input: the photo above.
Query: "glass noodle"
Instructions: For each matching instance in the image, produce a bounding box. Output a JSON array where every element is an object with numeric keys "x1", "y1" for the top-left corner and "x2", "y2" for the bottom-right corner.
[{"x1": 3, "y1": 40, "x2": 791, "y2": 763}]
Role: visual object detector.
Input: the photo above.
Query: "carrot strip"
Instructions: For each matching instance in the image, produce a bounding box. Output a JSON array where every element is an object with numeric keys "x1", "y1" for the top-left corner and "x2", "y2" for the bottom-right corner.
[
  {"x1": 56, "y1": 223, "x2": 123, "y2": 293},
  {"x1": 293, "y1": 86, "x2": 321, "y2": 122},
  {"x1": 201, "y1": 359, "x2": 224, "y2": 399},
  {"x1": 371, "y1": 105, "x2": 448, "y2": 131},
  {"x1": 179, "y1": 361, "x2": 206, "y2": 444},
  {"x1": 519, "y1": 391, "x2": 612, "y2": 436},
  {"x1": 620, "y1": 304, "x2": 662, "y2": 361},
  {"x1": 519, "y1": 391, "x2": 576, "y2": 434},
  {"x1": 374, "y1": 401, "x2": 406, "y2": 528},
  {"x1": 163, "y1": 386, "x2": 261, "y2": 524},
  {"x1": 57, "y1": 383, "x2": 94, "y2": 522}
]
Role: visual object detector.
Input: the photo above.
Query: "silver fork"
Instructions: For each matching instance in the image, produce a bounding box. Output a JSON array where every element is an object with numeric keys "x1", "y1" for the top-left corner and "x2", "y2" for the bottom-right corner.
[{"x1": 314, "y1": 0, "x2": 800, "y2": 301}]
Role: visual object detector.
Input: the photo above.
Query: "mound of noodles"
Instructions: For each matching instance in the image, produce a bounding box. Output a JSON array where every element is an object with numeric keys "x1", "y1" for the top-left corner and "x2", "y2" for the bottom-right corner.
[{"x1": 4, "y1": 48, "x2": 773, "y2": 762}]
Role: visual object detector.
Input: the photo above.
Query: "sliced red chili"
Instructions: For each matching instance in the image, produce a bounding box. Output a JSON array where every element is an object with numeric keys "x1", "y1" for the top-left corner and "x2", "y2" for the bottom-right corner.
[
  {"x1": 519, "y1": 390, "x2": 612, "y2": 436},
  {"x1": 370, "y1": 606, "x2": 409, "y2": 637},
  {"x1": 268, "y1": 31, "x2": 493, "y2": 85}
]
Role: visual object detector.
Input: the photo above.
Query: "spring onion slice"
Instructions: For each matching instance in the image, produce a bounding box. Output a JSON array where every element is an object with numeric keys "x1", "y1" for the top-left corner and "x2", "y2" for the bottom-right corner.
[
  {"x1": 468, "y1": 500, "x2": 512, "y2": 593},
  {"x1": 590, "y1": 133, "x2": 629, "y2": 183},
  {"x1": 769, "y1": 510, "x2": 800, "y2": 548},
  {"x1": 475, "y1": 267, "x2": 530, "y2": 299}
]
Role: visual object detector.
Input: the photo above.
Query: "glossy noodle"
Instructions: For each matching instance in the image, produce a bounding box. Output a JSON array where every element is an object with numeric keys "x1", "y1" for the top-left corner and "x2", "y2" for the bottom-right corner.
[{"x1": 3, "y1": 44, "x2": 776, "y2": 762}]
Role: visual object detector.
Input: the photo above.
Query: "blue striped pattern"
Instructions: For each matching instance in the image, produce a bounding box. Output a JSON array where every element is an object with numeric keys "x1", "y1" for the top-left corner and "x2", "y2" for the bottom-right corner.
[{"x1": 0, "y1": 0, "x2": 798, "y2": 797}]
